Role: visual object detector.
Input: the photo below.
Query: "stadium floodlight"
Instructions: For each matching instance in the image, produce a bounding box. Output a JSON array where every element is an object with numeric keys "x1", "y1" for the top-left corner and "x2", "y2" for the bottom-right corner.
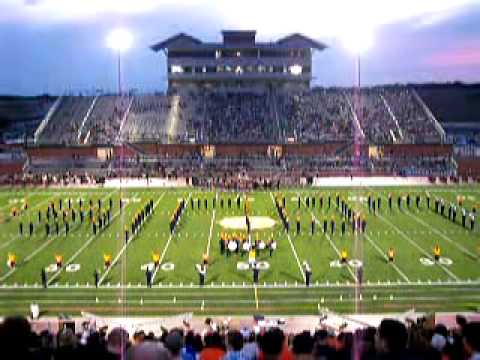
[
  {"x1": 107, "y1": 28, "x2": 133, "y2": 94},
  {"x1": 341, "y1": 30, "x2": 373, "y2": 56},
  {"x1": 107, "y1": 28, "x2": 133, "y2": 53},
  {"x1": 341, "y1": 29, "x2": 374, "y2": 88}
]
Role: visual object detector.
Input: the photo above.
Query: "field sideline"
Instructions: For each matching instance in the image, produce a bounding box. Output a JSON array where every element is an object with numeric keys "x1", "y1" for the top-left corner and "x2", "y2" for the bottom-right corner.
[{"x1": 0, "y1": 185, "x2": 479, "y2": 316}]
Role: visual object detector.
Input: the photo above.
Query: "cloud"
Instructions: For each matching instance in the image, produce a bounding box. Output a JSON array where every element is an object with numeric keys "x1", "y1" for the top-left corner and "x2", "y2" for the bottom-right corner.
[{"x1": 2, "y1": 0, "x2": 477, "y2": 39}]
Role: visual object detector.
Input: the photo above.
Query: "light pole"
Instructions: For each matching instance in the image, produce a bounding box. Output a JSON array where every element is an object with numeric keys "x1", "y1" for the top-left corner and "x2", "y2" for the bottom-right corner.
[
  {"x1": 107, "y1": 28, "x2": 133, "y2": 95},
  {"x1": 342, "y1": 29, "x2": 373, "y2": 314}
]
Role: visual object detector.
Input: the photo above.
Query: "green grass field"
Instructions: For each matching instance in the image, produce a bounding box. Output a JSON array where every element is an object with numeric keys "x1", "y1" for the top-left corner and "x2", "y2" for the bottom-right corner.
[{"x1": 0, "y1": 186, "x2": 479, "y2": 316}]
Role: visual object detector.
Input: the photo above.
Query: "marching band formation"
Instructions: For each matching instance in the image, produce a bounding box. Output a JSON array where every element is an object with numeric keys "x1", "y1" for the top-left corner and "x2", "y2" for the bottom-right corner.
[{"x1": 3, "y1": 190, "x2": 478, "y2": 288}]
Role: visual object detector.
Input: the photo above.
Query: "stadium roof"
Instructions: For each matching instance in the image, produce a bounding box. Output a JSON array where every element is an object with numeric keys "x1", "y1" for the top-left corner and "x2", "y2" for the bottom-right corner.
[{"x1": 151, "y1": 31, "x2": 327, "y2": 51}]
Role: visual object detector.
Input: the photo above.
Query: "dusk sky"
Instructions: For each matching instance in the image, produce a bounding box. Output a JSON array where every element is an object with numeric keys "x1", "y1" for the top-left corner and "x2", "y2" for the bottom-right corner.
[{"x1": 1, "y1": 0, "x2": 480, "y2": 95}]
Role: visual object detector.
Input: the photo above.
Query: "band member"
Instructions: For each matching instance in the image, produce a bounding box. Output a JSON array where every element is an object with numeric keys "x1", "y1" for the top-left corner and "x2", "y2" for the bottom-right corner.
[
  {"x1": 92, "y1": 219, "x2": 97, "y2": 235},
  {"x1": 146, "y1": 266, "x2": 153, "y2": 288},
  {"x1": 361, "y1": 217, "x2": 367, "y2": 234},
  {"x1": 55, "y1": 254, "x2": 63, "y2": 269},
  {"x1": 191, "y1": 197, "x2": 194, "y2": 210},
  {"x1": 268, "y1": 237, "x2": 277, "y2": 257},
  {"x1": 248, "y1": 248, "x2": 256, "y2": 267},
  {"x1": 94, "y1": 269, "x2": 100, "y2": 288},
  {"x1": 29, "y1": 221, "x2": 34, "y2": 236},
  {"x1": 387, "y1": 247, "x2": 395, "y2": 262},
  {"x1": 433, "y1": 244, "x2": 441, "y2": 261},
  {"x1": 19, "y1": 222, "x2": 23, "y2": 236},
  {"x1": 103, "y1": 254, "x2": 112, "y2": 269},
  {"x1": 406, "y1": 194, "x2": 411, "y2": 209},
  {"x1": 397, "y1": 196, "x2": 402, "y2": 210},
  {"x1": 426, "y1": 194, "x2": 430, "y2": 209},
  {"x1": 470, "y1": 214, "x2": 475, "y2": 231},
  {"x1": 55, "y1": 221, "x2": 59, "y2": 236},
  {"x1": 125, "y1": 226, "x2": 129, "y2": 243},
  {"x1": 416, "y1": 195, "x2": 420, "y2": 209},
  {"x1": 7, "y1": 253, "x2": 16, "y2": 268},
  {"x1": 64, "y1": 221, "x2": 69, "y2": 236},
  {"x1": 153, "y1": 252, "x2": 160, "y2": 268},
  {"x1": 204, "y1": 198, "x2": 208, "y2": 210},
  {"x1": 228, "y1": 197, "x2": 232, "y2": 209},
  {"x1": 340, "y1": 249, "x2": 348, "y2": 264},
  {"x1": 219, "y1": 233, "x2": 226, "y2": 255},
  {"x1": 237, "y1": 196, "x2": 241, "y2": 209},
  {"x1": 462, "y1": 208, "x2": 467, "y2": 227},
  {"x1": 303, "y1": 261, "x2": 312, "y2": 287},
  {"x1": 296, "y1": 214, "x2": 301, "y2": 235},
  {"x1": 330, "y1": 216, "x2": 336, "y2": 235},
  {"x1": 202, "y1": 252, "x2": 209, "y2": 266},
  {"x1": 41, "y1": 268, "x2": 47, "y2": 288},
  {"x1": 45, "y1": 222, "x2": 50, "y2": 237},
  {"x1": 311, "y1": 216, "x2": 315, "y2": 235},
  {"x1": 197, "y1": 263, "x2": 206, "y2": 286},
  {"x1": 323, "y1": 219, "x2": 327, "y2": 234},
  {"x1": 252, "y1": 262, "x2": 259, "y2": 284},
  {"x1": 377, "y1": 196, "x2": 381, "y2": 212}
]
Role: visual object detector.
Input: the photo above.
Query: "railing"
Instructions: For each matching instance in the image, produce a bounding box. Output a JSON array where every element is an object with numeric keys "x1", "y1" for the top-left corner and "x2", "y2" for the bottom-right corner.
[
  {"x1": 412, "y1": 88, "x2": 446, "y2": 142},
  {"x1": 77, "y1": 96, "x2": 98, "y2": 143},
  {"x1": 34, "y1": 96, "x2": 63, "y2": 143}
]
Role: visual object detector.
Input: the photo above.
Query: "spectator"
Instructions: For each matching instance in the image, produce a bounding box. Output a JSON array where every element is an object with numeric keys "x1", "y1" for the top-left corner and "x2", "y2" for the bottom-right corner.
[
  {"x1": 200, "y1": 331, "x2": 225, "y2": 360},
  {"x1": 225, "y1": 330, "x2": 245, "y2": 360},
  {"x1": 463, "y1": 322, "x2": 480, "y2": 360}
]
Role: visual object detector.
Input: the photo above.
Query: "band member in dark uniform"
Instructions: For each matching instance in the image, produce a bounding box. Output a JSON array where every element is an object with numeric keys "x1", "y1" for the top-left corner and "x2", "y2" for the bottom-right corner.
[
  {"x1": 41, "y1": 268, "x2": 48, "y2": 288},
  {"x1": 303, "y1": 261, "x2": 312, "y2": 287},
  {"x1": 197, "y1": 263, "x2": 206, "y2": 286}
]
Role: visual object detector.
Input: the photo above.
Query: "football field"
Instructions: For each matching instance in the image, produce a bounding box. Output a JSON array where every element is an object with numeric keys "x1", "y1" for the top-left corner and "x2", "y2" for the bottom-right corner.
[{"x1": 0, "y1": 186, "x2": 479, "y2": 316}]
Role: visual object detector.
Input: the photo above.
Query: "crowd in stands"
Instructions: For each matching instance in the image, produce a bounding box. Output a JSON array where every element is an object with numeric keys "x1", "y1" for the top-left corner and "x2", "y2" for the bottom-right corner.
[
  {"x1": 121, "y1": 95, "x2": 173, "y2": 143},
  {"x1": 37, "y1": 96, "x2": 95, "y2": 145},
  {"x1": 1, "y1": 314, "x2": 479, "y2": 360},
  {"x1": 205, "y1": 91, "x2": 278, "y2": 143},
  {"x1": 280, "y1": 89, "x2": 353, "y2": 143},
  {"x1": 83, "y1": 96, "x2": 131, "y2": 144},
  {"x1": 30, "y1": 86, "x2": 444, "y2": 146},
  {"x1": 345, "y1": 89, "x2": 399, "y2": 144},
  {"x1": 382, "y1": 88, "x2": 440, "y2": 144}
]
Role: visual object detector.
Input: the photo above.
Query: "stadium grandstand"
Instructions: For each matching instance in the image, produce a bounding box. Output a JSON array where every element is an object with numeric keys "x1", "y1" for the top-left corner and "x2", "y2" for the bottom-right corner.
[{"x1": 1, "y1": 27, "x2": 480, "y2": 360}]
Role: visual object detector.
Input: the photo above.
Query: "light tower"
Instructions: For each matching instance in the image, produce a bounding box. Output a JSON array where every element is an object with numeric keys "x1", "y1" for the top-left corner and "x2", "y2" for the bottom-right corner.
[{"x1": 107, "y1": 28, "x2": 133, "y2": 95}]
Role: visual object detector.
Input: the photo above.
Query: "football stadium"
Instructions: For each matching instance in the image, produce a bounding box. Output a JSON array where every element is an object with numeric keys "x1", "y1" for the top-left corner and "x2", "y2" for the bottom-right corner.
[{"x1": 1, "y1": 2, "x2": 480, "y2": 359}]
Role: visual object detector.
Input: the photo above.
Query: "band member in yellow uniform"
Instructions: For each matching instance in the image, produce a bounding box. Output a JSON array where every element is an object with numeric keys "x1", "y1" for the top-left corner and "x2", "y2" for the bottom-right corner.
[
  {"x1": 433, "y1": 244, "x2": 441, "y2": 261},
  {"x1": 152, "y1": 252, "x2": 160, "y2": 268},
  {"x1": 7, "y1": 253, "x2": 16, "y2": 268},
  {"x1": 55, "y1": 254, "x2": 63, "y2": 269},
  {"x1": 248, "y1": 247, "x2": 256, "y2": 266},
  {"x1": 340, "y1": 249, "x2": 348, "y2": 264},
  {"x1": 202, "y1": 252, "x2": 209, "y2": 265},
  {"x1": 387, "y1": 247, "x2": 395, "y2": 262},
  {"x1": 103, "y1": 254, "x2": 112, "y2": 269}
]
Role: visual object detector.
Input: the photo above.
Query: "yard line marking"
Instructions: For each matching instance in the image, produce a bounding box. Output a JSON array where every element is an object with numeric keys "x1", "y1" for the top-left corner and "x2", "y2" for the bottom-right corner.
[
  {"x1": 364, "y1": 234, "x2": 411, "y2": 283},
  {"x1": 47, "y1": 202, "x2": 132, "y2": 285},
  {"x1": 0, "y1": 190, "x2": 117, "y2": 283},
  {"x1": 151, "y1": 193, "x2": 192, "y2": 284},
  {"x1": 269, "y1": 192, "x2": 305, "y2": 282},
  {"x1": 377, "y1": 213, "x2": 460, "y2": 281},
  {"x1": 298, "y1": 193, "x2": 358, "y2": 283},
  {"x1": 205, "y1": 192, "x2": 218, "y2": 257},
  {"x1": 98, "y1": 192, "x2": 165, "y2": 286},
  {"x1": 403, "y1": 210, "x2": 479, "y2": 261},
  {"x1": 1, "y1": 279, "x2": 480, "y2": 290},
  {"x1": 357, "y1": 193, "x2": 461, "y2": 281}
]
